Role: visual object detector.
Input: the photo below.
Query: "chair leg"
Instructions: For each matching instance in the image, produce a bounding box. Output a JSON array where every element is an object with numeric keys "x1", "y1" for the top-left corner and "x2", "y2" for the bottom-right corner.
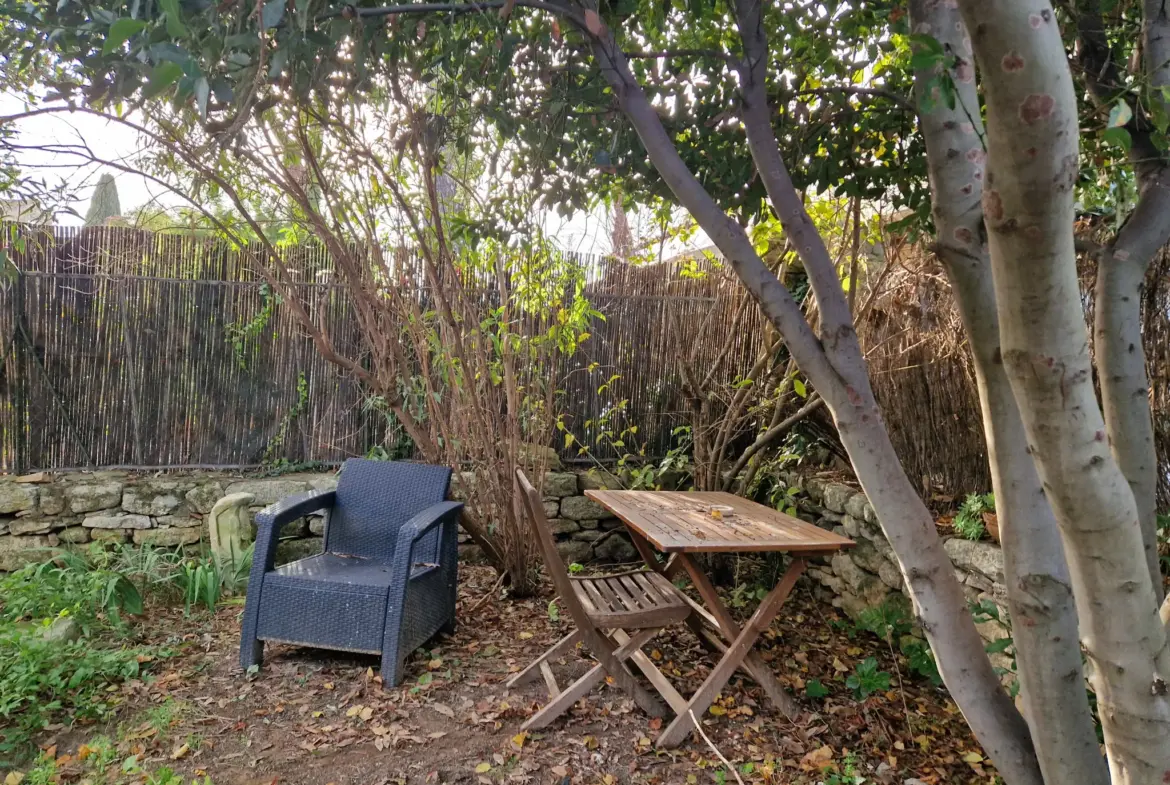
[
  {"x1": 240, "y1": 637, "x2": 264, "y2": 671},
  {"x1": 507, "y1": 629, "x2": 583, "y2": 689},
  {"x1": 583, "y1": 629, "x2": 667, "y2": 718},
  {"x1": 380, "y1": 645, "x2": 407, "y2": 687},
  {"x1": 440, "y1": 618, "x2": 456, "y2": 636}
]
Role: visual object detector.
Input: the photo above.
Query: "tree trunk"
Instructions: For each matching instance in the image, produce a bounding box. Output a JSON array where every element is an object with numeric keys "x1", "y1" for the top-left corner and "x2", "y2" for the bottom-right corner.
[
  {"x1": 909, "y1": 3, "x2": 1108, "y2": 781},
  {"x1": 582, "y1": 10, "x2": 1043, "y2": 783},
  {"x1": 960, "y1": 2, "x2": 1170, "y2": 781}
]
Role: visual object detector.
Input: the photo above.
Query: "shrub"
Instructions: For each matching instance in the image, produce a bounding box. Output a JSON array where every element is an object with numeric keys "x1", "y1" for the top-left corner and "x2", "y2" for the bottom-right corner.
[{"x1": 953, "y1": 492, "x2": 995, "y2": 541}]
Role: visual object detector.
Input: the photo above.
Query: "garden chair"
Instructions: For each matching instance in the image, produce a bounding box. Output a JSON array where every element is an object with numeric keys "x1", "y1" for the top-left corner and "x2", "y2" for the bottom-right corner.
[
  {"x1": 508, "y1": 469, "x2": 691, "y2": 729},
  {"x1": 239, "y1": 458, "x2": 463, "y2": 685}
]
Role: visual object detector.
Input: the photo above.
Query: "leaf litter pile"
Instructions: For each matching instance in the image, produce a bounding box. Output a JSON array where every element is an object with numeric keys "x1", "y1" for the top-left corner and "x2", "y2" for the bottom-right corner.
[{"x1": 23, "y1": 565, "x2": 997, "y2": 785}]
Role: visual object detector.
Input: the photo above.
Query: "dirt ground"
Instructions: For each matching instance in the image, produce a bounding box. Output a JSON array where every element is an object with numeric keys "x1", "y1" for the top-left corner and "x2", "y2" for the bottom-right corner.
[{"x1": 32, "y1": 566, "x2": 996, "y2": 785}]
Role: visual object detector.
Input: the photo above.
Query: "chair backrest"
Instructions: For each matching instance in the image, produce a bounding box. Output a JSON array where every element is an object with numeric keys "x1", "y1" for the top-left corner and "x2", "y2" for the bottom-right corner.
[
  {"x1": 325, "y1": 458, "x2": 453, "y2": 561},
  {"x1": 515, "y1": 469, "x2": 592, "y2": 628}
]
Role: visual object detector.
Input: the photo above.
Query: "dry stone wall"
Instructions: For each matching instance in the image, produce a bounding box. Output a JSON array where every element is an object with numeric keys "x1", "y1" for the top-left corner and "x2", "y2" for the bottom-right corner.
[
  {"x1": 782, "y1": 471, "x2": 1013, "y2": 657},
  {"x1": 0, "y1": 468, "x2": 638, "y2": 571}
]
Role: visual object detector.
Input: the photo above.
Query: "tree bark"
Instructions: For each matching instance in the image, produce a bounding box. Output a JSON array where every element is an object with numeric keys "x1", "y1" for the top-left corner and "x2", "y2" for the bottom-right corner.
[
  {"x1": 909, "y1": 3, "x2": 1108, "y2": 782},
  {"x1": 581, "y1": 6, "x2": 1043, "y2": 782},
  {"x1": 960, "y1": 2, "x2": 1170, "y2": 781}
]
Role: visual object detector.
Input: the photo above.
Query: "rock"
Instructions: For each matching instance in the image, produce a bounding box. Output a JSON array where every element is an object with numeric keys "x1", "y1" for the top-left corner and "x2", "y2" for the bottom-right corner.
[
  {"x1": 208, "y1": 493, "x2": 255, "y2": 571},
  {"x1": 458, "y1": 543, "x2": 487, "y2": 564},
  {"x1": 0, "y1": 535, "x2": 57, "y2": 570},
  {"x1": 878, "y1": 560, "x2": 903, "y2": 589},
  {"x1": 0, "y1": 519, "x2": 8, "y2": 536},
  {"x1": 851, "y1": 539, "x2": 886, "y2": 574},
  {"x1": 542, "y1": 500, "x2": 560, "y2": 519},
  {"x1": 156, "y1": 513, "x2": 202, "y2": 528},
  {"x1": 555, "y1": 539, "x2": 593, "y2": 565},
  {"x1": 943, "y1": 538, "x2": 1005, "y2": 584},
  {"x1": 578, "y1": 469, "x2": 623, "y2": 491},
  {"x1": 282, "y1": 518, "x2": 310, "y2": 538},
  {"x1": 40, "y1": 616, "x2": 81, "y2": 644},
  {"x1": 542, "y1": 472, "x2": 579, "y2": 498},
  {"x1": 57, "y1": 526, "x2": 91, "y2": 544},
  {"x1": 83, "y1": 513, "x2": 152, "y2": 529},
  {"x1": 67, "y1": 482, "x2": 124, "y2": 514},
  {"x1": 571, "y1": 529, "x2": 604, "y2": 542},
  {"x1": 599, "y1": 519, "x2": 623, "y2": 530},
  {"x1": 225, "y1": 479, "x2": 308, "y2": 507},
  {"x1": 547, "y1": 518, "x2": 579, "y2": 535},
  {"x1": 839, "y1": 515, "x2": 862, "y2": 538},
  {"x1": 579, "y1": 519, "x2": 600, "y2": 530},
  {"x1": 836, "y1": 575, "x2": 893, "y2": 620},
  {"x1": 821, "y1": 483, "x2": 855, "y2": 514},
  {"x1": 519, "y1": 443, "x2": 563, "y2": 471},
  {"x1": 16, "y1": 472, "x2": 50, "y2": 483},
  {"x1": 844, "y1": 493, "x2": 869, "y2": 521},
  {"x1": 122, "y1": 480, "x2": 188, "y2": 516},
  {"x1": 133, "y1": 528, "x2": 202, "y2": 547},
  {"x1": 309, "y1": 515, "x2": 327, "y2": 535},
  {"x1": 964, "y1": 570, "x2": 994, "y2": 593},
  {"x1": 831, "y1": 552, "x2": 870, "y2": 592},
  {"x1": 90, "y1": 528, "x2": 130, "y2": 544},
  {"x1": 808, "y1": 567, "x2": 843, "y2": 593},
  {"x1": 560, "y1": 495, "x2": 610, "y2": 521},
  {"x1": 185, "y1": 482, "x2": 225, "y2": 514},
  {"x1": 0, "y1": 482, "x2": 38, "y2": 514},
  {"x1": 276, "y1": 537, "x2": 323, "y2": 565},
  {"x1": 594, "y1": 533, "x2": 637, "y2": 563},
  {"x1": 974, "y1": 617, "x2": 1011, "y2": 644},
  {"x1": 863, "y1": 502, "x2": 879, "y2": 525},
  {"x1": 306, "y1": 474, "x2": 340, "y2": 492},
  {"x1": 9, "y1": 517, "x2": 56, "y2": 536},
  {"x1": 803, "y1": 476, "x2": 825, "y2": 502},
  {"x1": 38, "y1": 485, "x2": 65, "y2": 516}
]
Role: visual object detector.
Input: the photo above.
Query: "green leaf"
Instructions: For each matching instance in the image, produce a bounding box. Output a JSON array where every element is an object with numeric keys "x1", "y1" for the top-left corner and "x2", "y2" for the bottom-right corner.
[
  {"x1": 984, "y1": 637, "x2": 1014, "y2": 654},
  {"x1": 1108, "y1": 100, "x2": 1133, "y2": 128},
  {"x1": 908, "y1": 33, "x2": 944, "y2": 55},
  {"x1": 160, "y1": 0, "x2": 187, "y2": 38},
  {"x1": 103, "y1": 18, "x2": 146, "y2": 54},
  {"x1": 194, "y1": 76, "x2": 210, "y2": 117},
  {"x1": 261, "y1": 0, "x2": 287, "y2": 29},
  {"x1": 805, "y1": 679, "x2": 830, "y2": 698},
  {"x1": 1102, "y1": 126, "x2": 1132, "y2": 153},
  {"x1": 793, "y1": 378, "x2": 807, "y2": 398},
  {"x1": 143, "y1": 61, "x2": 183, "y2": 99}
]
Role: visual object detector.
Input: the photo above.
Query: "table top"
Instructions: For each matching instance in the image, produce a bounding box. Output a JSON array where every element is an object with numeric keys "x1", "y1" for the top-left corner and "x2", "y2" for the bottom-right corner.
[{"x1": 585, "y1": 490, "x2": 856, "y2": 554}]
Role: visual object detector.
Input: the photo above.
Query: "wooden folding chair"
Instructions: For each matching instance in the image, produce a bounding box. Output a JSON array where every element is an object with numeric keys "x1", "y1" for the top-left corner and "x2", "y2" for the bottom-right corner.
[{"x1": 507, "y1": 470, "x2": 692, "y2": 729}]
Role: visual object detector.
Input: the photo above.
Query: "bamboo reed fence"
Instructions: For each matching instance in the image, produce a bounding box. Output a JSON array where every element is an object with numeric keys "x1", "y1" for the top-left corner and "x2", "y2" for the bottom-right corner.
[{"x1": 0, "y1": 225, "x2": 767, "y2": 473}]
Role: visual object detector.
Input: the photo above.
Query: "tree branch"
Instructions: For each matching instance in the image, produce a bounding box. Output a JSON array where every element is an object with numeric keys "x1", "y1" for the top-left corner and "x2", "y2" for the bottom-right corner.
[{"x1": 796, "y1": 85, "x2": 916, "y2": 113}]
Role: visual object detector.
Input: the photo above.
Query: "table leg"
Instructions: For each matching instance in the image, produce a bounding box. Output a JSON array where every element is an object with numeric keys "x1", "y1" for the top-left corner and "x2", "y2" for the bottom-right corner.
[
  {"x1": 656, "y1": 558, "x2": 807, "y2": 748},
  {"x1": 676, "y1": 554, "x2": 802, "y2": 719}
]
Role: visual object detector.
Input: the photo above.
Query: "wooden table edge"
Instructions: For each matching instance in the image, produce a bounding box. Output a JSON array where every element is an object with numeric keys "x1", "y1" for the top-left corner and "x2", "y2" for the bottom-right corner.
[{"x1": 584, "y1": 489, "x2": 856, "y2": 554}]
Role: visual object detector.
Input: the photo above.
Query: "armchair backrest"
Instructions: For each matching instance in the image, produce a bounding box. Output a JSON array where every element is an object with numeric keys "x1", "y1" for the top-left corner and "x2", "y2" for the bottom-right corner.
[{"x1": 325, "y1": 459, "x2": 453, "y2": 561}]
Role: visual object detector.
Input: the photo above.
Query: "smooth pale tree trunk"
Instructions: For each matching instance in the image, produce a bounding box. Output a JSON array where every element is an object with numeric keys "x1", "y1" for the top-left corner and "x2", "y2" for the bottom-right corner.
[
  {"x1": 577, "y1": 5, "x2": 1043, "y2": 782},
  {"x1": 908, "y1": 2, "x2": 1108, "y2": 782},
  {"x1": 959, "y1": 2, "x2": 1170, "y2": 782}
]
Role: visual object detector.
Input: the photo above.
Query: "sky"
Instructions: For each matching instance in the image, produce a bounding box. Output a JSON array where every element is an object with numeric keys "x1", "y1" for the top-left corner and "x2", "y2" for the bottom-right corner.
[{"x1": 1, "y1": 91, "x2": 703, "y2": 258}]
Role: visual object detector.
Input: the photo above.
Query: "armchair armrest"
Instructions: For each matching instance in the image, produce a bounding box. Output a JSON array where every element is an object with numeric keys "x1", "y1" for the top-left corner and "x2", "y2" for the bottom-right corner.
[
  {"x1": 393, "y1": 501, "x2": 464, "y2": 569},
  {"x1": 255, "y1": 490, "x2": 337, "y2": 535}
]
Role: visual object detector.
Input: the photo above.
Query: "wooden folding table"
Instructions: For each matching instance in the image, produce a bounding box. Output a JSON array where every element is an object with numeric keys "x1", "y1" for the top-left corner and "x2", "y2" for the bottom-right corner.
[{"x1": 585, "y1": 489, "x2": 855, "y2": 748}]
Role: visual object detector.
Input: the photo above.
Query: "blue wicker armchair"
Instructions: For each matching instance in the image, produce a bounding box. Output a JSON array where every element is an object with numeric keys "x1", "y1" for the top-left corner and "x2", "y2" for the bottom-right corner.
[{"x1": 239, "y1": 459, "x2": 462, "y2": 685}]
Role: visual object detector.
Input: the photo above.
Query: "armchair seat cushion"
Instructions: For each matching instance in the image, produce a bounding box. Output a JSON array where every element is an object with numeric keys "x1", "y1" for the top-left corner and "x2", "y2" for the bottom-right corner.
[{"x1": 270, "y1": 553, "x2": 400, "y2": 589}]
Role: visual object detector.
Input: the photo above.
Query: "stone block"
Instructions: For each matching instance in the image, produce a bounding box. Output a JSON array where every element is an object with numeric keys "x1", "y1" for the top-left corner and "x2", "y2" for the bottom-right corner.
[
  {"x1": 306, "y1": 474, "x2": 340, "y2": 492},
  {"x1": 276, "y1": 537, "x2": 323, "y2": 565},
  {"x1": 68, "y1": 482, "x2": 124, "y2": 514},
  {"x1": 547, "y1": 518, "x2": 579, "y2": 535},
  {"x1": 850, "y1": 539, "x2": 886, "y2": 574},
  {"x1": 579, "y1": 518, "x2": 600, "y2": 530},
  {"x1": 878, "y1": 560, "x2": 903, "y2": 589},
  {"x1": 9, "y1": 517, "x2": 56, "y2": 536},
  {"x1": 0, "y1": 482, "x2": 38, "y2": 514},
  {"x1": 309, "y1": 515, "x2": 327, "y2": 535},
  {"x1": 830, "y1": 552, "x2": 870, "y2": 592},
  {"x1": 519, "y1": 443, "x2": 563, "y2": 471},
  {"x1": 555, "y1": 539, "x2": 592, "y2": 565},
  {"x1": 458, "y1": 543, "x2": 487, "y2": 564},
  {"x1": 0, "y1": 535, "x2": 58, "y2": 570},
  {"x1": 594, "y1": 533, "x2": 636, "y2": 563},
  {"x1": 559, "y1": 495, "x2": 609, "y2": 521},
  {"x1": 571, "y1": 529, "x2": 604, "y2": 542},
  {"x1": 803, "y1": 476, "x2": 825, "y2": 502},
  {"x1": 90, "y1": 528, "x2": 129, "y2": 544},
  {"x1": 840, "y1": 515, "x2": 862, "y2": 538},
  {"x1": 821, "y1": 483, "x2": 855, "y2": 514},
  {"x1": 974, "y1": 617, "x2": 1011, "y2": 644},
  {"x1": 943, "y1": 538, "x2": 1005, "y2": 584},
  {"x1": 83, "y1": 513, "x2": 152, "y2": 530},
  {"x1": 133, "y1": 528, "x2": 202, "y2": 547},
  {"x1": 156, "y1": 513, "x2": 202, "y2": 528},
  {"x1": 844, "y1": 492, "x2": 869, "y2": 521},
  {"x1": 542, "y1": 472, "x2": 579, "y2": 498},
  {"x1": 448, "y1": 472, "x2": 477, "y2": 502},
  {"x1": 122, "y1": 480, "x2": 188, "y2": 516},
  {"x1": 185, "y1": 482, "x2": 225, "y2": 514},
  {"x1": 599, "y1": 519, "x2": 623, "y2": 530},
  {"x1": 38, "y1": 485, "x2": 65, "y2": 516},
  {"x1": 57, "y1": 526, "x2": 92, "y2": 544},
  {"x1": 225, "y1": 479, "x2": 309, "y2": 507},
  {"x1": 578, "y1": 468, "x2": 623, "y2": 491},
  {"x1": 542, "y1": 500, "x2": 560, "y2": 519},
  {"x1": 863, "y1": 501, "x2": 879, "y2": 525}
]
